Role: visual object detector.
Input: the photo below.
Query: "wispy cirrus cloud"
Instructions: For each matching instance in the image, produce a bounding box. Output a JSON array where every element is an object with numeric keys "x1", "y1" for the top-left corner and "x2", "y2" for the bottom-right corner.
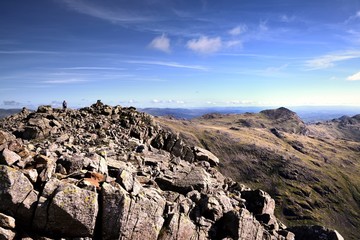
[
  {"x1": 148, "y1": 34, "x2": 171, "y2": 53},
  {"x1": 3, "y1": 100, "x2": 21, "y2": 106},
  {"x1": 126, "y1": 60, "x2": 208, "y2": 71},
  {"x1": 186, "y1": 36, "x2": 222, "y2": 54},
  {"x1": 345, "y1": 10, "x2": 360, "y2": 24},
  {"x1": 280, "y1": 14, "x2": 296, "y2": 23},
  {"x1": 42, "y1": 79, "x2": 88, "y2": 84},
  {"x1": 228, "y1": 24, "x2": 247, "y2": 36},
  {"x1": 305, "y1": 51, "x2": 360, "y2": 70},
  {"x1": 58, "y1": 0, "x2": 152, "y2": 23},
  {"x1": 58, "y1": 67, "x2": 126, "y2": 71},
  {"x1": 347, "y1": 71, "x2": 360, "y2": 81},
  {"x1": 0, "y1": 50, "x2": 59, "y2": 54}
]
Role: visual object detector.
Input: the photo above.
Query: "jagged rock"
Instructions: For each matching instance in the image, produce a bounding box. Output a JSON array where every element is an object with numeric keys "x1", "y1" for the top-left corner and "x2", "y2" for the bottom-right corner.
[
  {"x1": 37, "y1": 105, "x2": 53, "y2": 113},
  {"x1": 158, "y1": 213, "x2": 198, "y2": 240},
  {"x1": 34, "y1": 182, "x2": 99, "y2": 237},
  {"x1": 0, "y1": 213, "x2": 15, "y2": 229},
  {"x1": 48, "y1": 184, "x2": 98, "y2": 236},
  {"x1": 194, "y1": 146, "x2": 219, "y2": 166},
  {"x1": 102, "y1": 182, "x2": 166, "y2": 240},
  {"x1": 0, "y1": 148, "x2": 21, "y2": 166},
  {"x1": 288, "y1": 225, "x2": 344, "y2": 240},
  {"x1": 0, "y1": 130, "x2": 15, "y2": 145},
  {"x1": 241, "y1": 189, "x2": 276, "y2": 215},
  {"x1": 22, "y1": 169, "x2": 38, "y2": 184},
  {"x1": 0, "y1": 165, "x2": 37, "y2": 226},
  {"x1": 156, "y1": 166, "x2": 211, "y2": 194},
  {"x1": 0, "y1": 227, "x2": 16, "y2": 240},
  {"x1": 213, "y1": 209, "x2": 265, "y2": 240}
]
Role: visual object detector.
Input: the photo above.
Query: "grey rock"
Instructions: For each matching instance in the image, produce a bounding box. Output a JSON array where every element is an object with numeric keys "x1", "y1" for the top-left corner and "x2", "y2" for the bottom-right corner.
[
  {"x1": 46, "y1": 184, "x2": 98, "y2": 237},
  {"x1": 158, "y1": 213, "x2": 197, "y2": 240},
  {"x1": 215, "y1": 209, "x2": 264, "y2": 240},
  {"x1": 0, "y1": 148, "x2": 21, "y2": 166},
  {"x1": 288, "y1": 225, "x2": 344, "y2": 240},
  {"x1": 241, "y1": 189, "x2": 276, "y2": 216},
  {"x1": 156, "y1": 166, "x2": 210, "y2": 194},
  {"x1": 102, "y1": 182, "x2": 166, "y2": 240},
  {"x1": 0, "y1": 165, "x2": 35, "y2": 222},
  {"x1": 193, "y1": 146, "x2": 219, "y2": 166}
]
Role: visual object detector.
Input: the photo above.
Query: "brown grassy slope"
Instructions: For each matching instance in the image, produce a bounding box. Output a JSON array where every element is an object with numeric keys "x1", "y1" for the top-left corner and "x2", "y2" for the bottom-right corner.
[{"x1": 154, "y1": 108, "x2": 360, "y2": 240}]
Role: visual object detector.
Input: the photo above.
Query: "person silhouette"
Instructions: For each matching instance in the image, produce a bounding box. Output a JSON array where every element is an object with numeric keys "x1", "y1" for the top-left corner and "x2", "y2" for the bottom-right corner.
[{"x1": 62, "y1": 100, "x2": 67, "y2": 109}]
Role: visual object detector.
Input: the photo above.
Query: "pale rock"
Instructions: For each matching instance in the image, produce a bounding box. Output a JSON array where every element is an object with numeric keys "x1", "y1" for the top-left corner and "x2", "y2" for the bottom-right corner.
[
  {"x1": 46, "y1": 184, "x2": 98, "y2": 237},
  {"x1": 0, "y1": 227, "x2": 16, "y2": 240},
  {"x1": 0, "y1": 165, "x2": 34, "y2": 219},
  {"x1": 193, "y1": 146, "x2": 219, "y2": 166},
  {"x1": 0, "y1": 148, "x2": 21, "y2": 166},
  {"x1": 0, "y1": 213, "x2": 15, "y2": 229}
]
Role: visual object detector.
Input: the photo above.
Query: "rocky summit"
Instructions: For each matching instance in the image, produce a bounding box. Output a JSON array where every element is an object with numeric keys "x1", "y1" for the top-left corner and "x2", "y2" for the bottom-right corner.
[{"x1": 0, "y1": 102, "x2": 343, "y2": 240}]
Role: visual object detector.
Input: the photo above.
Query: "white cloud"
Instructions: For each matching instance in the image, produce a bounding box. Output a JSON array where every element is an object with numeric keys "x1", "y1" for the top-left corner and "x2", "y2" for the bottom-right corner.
[
  {"x1": 347, "y1": 71, "x2": 360, "y2": 81},
  {"x1": 225, "y1": 40, "x2": 242, "y2": 48},
  {"x1": 148, "y1": 34, "x2": 171, "y2": 53},
  {"x1": 228, "y1": 25, "x2": 247, "y2": 36},
  {"x1": 126, "y1": 60, "x2": 207, "y2": 71},
  {"x1": 42, "y1": 79, "x2": 87, "y2": 84},
  {"x1": 305, "y1": 51, "x2": 360, "y2": 70},
  {"x1": 280, "y1": 14, "x2": 296, "y2": 23},
  {"x1": 186, "y1": 36, "x2": 222, "y2": 54},
  {"x1": 345, "y1": 10, "x2": 360, "y2": 23},
  {"x1": 259, "y1": 20, "x2": 268, "y2": 31},
  {"x1": 3, "y1": 100, "x2": 21, "y2": 106}
]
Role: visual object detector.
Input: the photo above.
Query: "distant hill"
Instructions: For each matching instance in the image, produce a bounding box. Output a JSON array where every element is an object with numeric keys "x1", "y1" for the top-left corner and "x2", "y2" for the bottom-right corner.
[
  {"x1": 141, "y1": 106, "x2": 360, "y2": 123},
  {"x1": 0, "y1": 109, "x2": 21, "y2": 119}
]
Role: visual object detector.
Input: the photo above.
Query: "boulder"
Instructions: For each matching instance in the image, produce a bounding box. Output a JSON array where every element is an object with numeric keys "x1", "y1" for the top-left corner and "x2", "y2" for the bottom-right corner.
[
  {"x1": 0, "y1": 227, "x2": 15, "y2": 240},
  {"x1": 0, "y1": 148, "x2": 21, "y2": 166},
  {"x1": 102, "y1": 182, "x2": 166, "y2": 240},
  {"x1": 214, "y1": 209, "x2": 265, "y2": 240},
  {"x1": 0, "y1": 213, "x2": 15, "y2": 229},
  {"x1": 241, "y1": 189, "x2": 275, "y2": 216},
  {"x1": 193, "y1": 146, "x2": 219, "y2": 166},
  {"x1": 156, "y1": 166, "x2": 211, "y2": 194},
  {"x1": 288, "y1": 225, "x2": 344, "y2": 240},
  {"x1": 0, "y1": 165, "x2": 36, "y2": 224},
  {"x1": 46, "y1": 184, "x2": 98, "y2": 237},
  {"x1": 158, "y1": 213, "x2": 198, "y2": 240}
]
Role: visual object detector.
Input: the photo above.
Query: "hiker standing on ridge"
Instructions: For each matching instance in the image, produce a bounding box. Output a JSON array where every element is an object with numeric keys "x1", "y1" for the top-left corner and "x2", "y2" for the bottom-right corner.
[{"x1": 62, "y1": 100, "x2": 67, "y2": 110}]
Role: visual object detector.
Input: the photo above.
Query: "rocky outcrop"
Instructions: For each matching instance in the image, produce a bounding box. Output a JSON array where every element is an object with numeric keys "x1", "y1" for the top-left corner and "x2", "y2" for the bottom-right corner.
[
  {"x1": 288, "y1": 225, "x2": 344, "y2": 240},
  {"x1": 0, "y1": 102, "x2": 343, "y2": 239},
  {"x1": 260, "y1": 107, "x2": 308, "y2": 134}
]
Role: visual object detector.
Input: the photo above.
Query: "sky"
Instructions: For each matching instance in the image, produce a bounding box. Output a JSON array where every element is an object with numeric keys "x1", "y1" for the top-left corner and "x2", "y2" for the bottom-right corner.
[{"x1": 1, "y1": 0, "x2": 360, "y2": 109}]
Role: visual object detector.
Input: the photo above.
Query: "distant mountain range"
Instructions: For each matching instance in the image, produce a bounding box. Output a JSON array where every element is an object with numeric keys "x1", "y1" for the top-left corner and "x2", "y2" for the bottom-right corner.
[
  {"x1": 2, "y1": 106, "x2": 360, "y2": 123},
  {"x1": 141, "y1": 106, "x2": 360, "y2": 123},
  {"x1": 0, "y1": 109, "x2": 24, "y2": 119}
]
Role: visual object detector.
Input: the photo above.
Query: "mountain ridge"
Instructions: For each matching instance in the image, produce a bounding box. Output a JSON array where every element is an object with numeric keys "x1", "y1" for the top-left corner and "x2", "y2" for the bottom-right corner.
[{"x1": 0, "y1": 103, "x2": 346, "y2": 239}]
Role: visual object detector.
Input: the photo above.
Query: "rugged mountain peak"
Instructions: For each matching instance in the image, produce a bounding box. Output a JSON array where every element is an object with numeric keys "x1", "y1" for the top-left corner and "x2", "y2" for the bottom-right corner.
[
  {"x1": 260, "y1": 107, "x2": 297, "y2": 120},
  {"x1": 0, "y1": 102, "x2": 343, "y2": 239},
  {"x1": 259, "y1": 107, "x2": 307, "y2": 134}
]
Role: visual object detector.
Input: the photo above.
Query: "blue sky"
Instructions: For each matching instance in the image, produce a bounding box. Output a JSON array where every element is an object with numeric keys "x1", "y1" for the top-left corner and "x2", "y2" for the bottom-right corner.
[{"x1": 1, "y1": 0, "x2": 360, "y2": 108}]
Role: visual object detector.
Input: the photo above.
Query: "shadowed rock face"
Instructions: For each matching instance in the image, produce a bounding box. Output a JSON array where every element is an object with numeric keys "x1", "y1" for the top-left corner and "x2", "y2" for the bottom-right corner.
[{"x1": 0, "y1": 102, "x2": 343, "y2": 239}]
